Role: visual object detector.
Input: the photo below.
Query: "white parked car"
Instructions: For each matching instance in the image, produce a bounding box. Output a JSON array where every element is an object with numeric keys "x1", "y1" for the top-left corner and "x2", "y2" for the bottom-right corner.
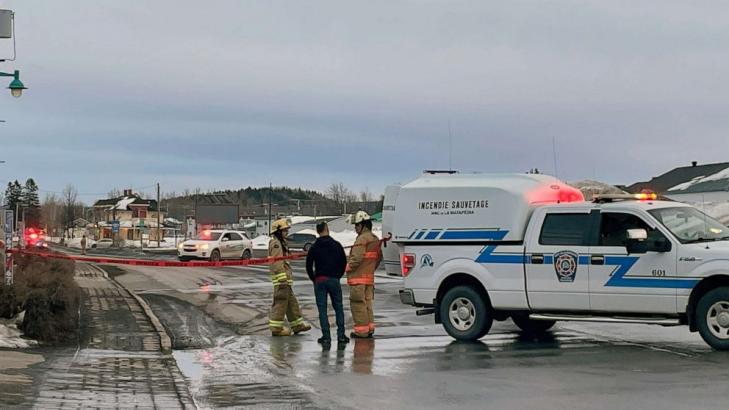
[
  {"x1": 96, "y1": 238, "x2": 114, "y2": 248},
  {"x1": 178, "y1": 230, "x2": 253, "y2": 262},
  {"x1": 66, "y1": 237, "x2": 97, "y2": 249}
]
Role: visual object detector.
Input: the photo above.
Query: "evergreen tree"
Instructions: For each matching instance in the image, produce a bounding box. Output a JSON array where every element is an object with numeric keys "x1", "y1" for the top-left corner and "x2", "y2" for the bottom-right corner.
[
  {"x1": 22, "y1": 178, "x2": 41, "y2": 227},
  {"x1": 4, "y1": 181, "x2": 22, "y2": 229},
  {"x1": 4, "y1": 180, "x2": 22, "y2": 210}
]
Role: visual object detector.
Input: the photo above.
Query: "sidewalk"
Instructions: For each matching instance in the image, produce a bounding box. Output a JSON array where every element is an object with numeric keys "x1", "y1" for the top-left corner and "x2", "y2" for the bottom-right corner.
[{"x1": 27, "y1": 263, "x2": 195, "y2": 409}]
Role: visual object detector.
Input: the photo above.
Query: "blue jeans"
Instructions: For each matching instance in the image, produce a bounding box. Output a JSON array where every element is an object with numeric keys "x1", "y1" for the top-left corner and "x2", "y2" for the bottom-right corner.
[{"x1": 314, "y1": 278, "x2": 345, "y2": 340}]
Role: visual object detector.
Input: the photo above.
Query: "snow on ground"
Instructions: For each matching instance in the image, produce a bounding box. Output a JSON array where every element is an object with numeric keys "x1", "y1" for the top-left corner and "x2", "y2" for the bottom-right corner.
[
  {"x1": 252, "y1": 227, "x2": 384, "y2": 251},
  {"x1": 0, "y1": 315, "x2": 37, "y2": 349},
  {"x1": 289, "y1": 216, "x2": 317, "y2": 225},
  {"x1": 66, "y1": 237, "x2": 96, "y2": 249}
]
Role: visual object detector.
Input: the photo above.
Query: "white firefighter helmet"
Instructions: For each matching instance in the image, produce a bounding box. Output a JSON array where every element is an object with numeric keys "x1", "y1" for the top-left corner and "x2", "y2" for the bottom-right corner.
[
  {"x1": 347, "y1": 210, "x2": 372, "y2": 225},
  {"x1": 270, "y1": 218, "x2": 291, "y2": 234}
]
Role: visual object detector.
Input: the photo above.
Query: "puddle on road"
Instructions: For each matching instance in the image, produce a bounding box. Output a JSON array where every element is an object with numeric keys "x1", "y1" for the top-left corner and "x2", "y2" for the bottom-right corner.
[{"x1": 174, "y1": 337, "x2": 318, "y2": 409}]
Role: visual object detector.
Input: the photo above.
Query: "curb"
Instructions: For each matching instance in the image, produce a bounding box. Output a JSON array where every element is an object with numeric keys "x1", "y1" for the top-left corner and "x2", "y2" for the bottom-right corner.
[{"x1": 91, "y1": 264, "x2": 173, "y2": 355}]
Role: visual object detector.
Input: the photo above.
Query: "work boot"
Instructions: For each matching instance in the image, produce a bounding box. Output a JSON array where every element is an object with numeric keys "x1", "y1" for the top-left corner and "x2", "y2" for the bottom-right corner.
[
  {"x1": 271, "y1": 327, "x2": 292, "y2": 337},
  {"x1": 350, "y1": 331, "x2": 372, "y2": 339},
  {"x1": 317, "y1": 337, "x2": 331, "y2": 345},
  {"x1": 292, "y1": 322, "x2": 312, "y2": 334},
  {"x1": 337, "y1": 335, "x2": 350, "y2": 344}
]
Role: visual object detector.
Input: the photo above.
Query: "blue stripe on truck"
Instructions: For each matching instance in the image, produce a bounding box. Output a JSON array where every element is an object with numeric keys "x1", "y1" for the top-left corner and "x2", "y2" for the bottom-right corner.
[
  {"x1": 440, "y1": 230, "x2": 507, "y2": 240},
  {"x1": 470, "y1": 233, "x2": 698, "y2": 290}
]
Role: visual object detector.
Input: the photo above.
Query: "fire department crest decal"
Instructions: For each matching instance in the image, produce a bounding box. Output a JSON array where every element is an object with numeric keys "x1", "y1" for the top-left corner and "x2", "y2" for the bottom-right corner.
[{"x1": 553, "y1": 251, "x2": 578, "y2": 282}]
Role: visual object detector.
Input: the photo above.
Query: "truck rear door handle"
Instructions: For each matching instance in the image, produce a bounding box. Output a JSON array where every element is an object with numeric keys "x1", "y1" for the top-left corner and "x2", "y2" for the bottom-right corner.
[
  {"x1": 531, "y1": 254, "x2": 544, "y2": 264},
  {"x1": 591, "y1": 255, "x2": 604, "y2": 265}
]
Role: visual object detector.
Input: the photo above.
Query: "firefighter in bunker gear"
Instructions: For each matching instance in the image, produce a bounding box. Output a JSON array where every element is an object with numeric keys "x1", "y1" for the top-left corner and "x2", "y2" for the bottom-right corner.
[
  {"x1": 269, "y1": 218, "x2": 311, "y2": 336},
  {"x1": 346, "y1": 211, "x2": 382, "y2": 338}
]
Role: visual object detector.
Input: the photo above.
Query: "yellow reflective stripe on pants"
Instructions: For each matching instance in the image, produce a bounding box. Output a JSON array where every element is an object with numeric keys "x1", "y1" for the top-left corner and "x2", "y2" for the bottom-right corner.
[
  {"x1": 290, "y1": 317, "x2": 304, "y2": 327},
  {"x1": 269, "y1": 320, "x2": 285, "y2": 328}
]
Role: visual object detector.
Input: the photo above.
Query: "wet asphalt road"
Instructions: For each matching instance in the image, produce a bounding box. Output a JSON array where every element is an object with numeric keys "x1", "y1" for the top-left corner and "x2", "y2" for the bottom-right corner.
[{"x1": 109, "y1": 258, "x2": 729, "y2": 410}]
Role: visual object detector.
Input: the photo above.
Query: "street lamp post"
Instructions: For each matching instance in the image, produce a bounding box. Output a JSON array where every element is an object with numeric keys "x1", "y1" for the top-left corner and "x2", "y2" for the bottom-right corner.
[{"x1": 0, "y1": 70, "x2": 26, "y2": 97}]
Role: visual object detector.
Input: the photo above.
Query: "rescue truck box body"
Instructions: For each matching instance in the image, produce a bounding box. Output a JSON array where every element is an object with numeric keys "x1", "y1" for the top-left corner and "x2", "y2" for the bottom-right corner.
[{"x1": 392, "y1": 172, "x2": 729, "y2": 350}]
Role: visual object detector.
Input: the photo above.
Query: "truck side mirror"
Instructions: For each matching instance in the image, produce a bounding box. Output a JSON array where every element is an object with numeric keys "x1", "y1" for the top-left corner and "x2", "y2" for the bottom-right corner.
[
  {"x1": 222, "y1": 237, "x2": 229, "y2": 242},
  {"x1": 626, "y1": 229, "x2": 648, "y2": 254},
  {"x1": 652, "y1": 237, "x2": 672, "y2": 253},
  {"x1": 627, "y1": 229, "x2": 648, "y2": 240}
]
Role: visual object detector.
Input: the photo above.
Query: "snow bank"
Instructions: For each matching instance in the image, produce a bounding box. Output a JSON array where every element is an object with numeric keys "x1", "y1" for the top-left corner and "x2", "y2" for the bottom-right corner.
[
  {"x1": 66, "y1": 237, "x2": 96, "y2": 249},
  {"x1": 289, "y1": 216, "x2": 317, "y2": 225},
  {"x1": 569, "y1": 180, "x2": 626, "y2": 200},
  {"x1": 252, "y1": 227, "x2": 385, "y2": 251},
  {"x1": 0, "y1": 314, "x2": 37, "y2": 349},
  {"x1": 330, "y1": 227, "x2": 384, "y2": 249}
]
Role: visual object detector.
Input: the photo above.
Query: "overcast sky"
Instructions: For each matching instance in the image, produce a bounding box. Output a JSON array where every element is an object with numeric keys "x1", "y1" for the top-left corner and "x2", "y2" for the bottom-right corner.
[{"x1": 1, "y1": 0, "x2": 729, "y2": 203}]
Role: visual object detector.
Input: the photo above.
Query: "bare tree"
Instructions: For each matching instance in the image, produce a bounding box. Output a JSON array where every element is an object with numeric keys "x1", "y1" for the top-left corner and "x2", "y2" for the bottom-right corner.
[
  {"x1": 108, "y1": 188, "x2": 122, "y2": 198},
  {"x1": 41, "y1": 193, "x2": 63, "y2": 238},
  {"x1": 327, "y1": 182, "x2": 353, "y2": 204},
  {"x1": 62, "y1": 184, "x2": 78, "y2": 239},
  {"x1": 359, "y1": 187, "x2": 373, "y2": 203}
]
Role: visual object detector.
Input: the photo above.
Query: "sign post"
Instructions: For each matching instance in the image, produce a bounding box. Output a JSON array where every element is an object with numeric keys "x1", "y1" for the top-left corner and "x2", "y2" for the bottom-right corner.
[{"x1": 2, "y1": 210, "x2": 14, "y2": 286}]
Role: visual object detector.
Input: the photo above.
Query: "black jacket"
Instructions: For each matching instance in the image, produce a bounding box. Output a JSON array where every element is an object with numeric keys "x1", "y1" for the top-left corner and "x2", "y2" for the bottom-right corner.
[{"x1": 306, "y1": 236, "x2": 347, "y2": 281}]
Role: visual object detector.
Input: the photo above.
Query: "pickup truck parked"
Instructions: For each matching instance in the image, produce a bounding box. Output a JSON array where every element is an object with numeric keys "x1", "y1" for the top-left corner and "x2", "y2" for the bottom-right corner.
[{"x1": 390, "y1": 172, "x2": 729, "y2": 350}]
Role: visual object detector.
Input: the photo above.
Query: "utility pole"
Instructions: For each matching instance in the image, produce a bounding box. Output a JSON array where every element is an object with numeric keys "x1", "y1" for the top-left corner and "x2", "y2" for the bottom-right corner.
[
  {"x1": 268, "y1": 183, "x2": 272, "y2": 235},
  {"x1": 156, "y1": 182, "x2": 160, "y2": 248}
]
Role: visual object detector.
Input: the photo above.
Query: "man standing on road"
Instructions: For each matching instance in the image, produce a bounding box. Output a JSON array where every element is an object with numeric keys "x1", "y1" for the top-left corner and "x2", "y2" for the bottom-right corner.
[
  {"x1": 80, "y1": 235, "x2": 87, "y2": 255},
  {"x1": 306, "y1": 221, "x2": 349, "y2": 347},
  {"x1": 268, "y1": 218, "x2": 312, "y2": 337},
  {"x1": 346, "y1": 211, "x2": 382, "y2": 339}
]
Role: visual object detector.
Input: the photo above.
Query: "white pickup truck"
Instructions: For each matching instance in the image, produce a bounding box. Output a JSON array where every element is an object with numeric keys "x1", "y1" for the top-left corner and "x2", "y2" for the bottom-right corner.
[{"x1": 390, "y1": 172, "x2": 729, "y2": 350}]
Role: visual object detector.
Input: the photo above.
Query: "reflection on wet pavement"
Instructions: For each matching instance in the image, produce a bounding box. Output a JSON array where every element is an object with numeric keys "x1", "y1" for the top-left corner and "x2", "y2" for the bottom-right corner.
[{"x1": 172, "y1": 328, "x2": 610, "y2": 409}]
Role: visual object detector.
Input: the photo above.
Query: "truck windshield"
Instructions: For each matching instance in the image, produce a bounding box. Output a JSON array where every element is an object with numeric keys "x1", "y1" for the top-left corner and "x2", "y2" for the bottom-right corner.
[{"x1": 648, "y1": 207, "x2": 729, "y2": 244}]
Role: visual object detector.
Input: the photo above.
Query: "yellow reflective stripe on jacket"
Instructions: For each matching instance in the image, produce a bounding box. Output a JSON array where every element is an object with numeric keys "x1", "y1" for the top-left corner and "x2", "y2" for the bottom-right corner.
[{"x1": 271, "y1": 272, "x2": 289, "y2": 283}]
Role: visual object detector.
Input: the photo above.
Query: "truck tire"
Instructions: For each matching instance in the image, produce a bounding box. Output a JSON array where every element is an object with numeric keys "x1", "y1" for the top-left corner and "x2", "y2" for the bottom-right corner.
[
  {"x1": 511, "y1": 315, "x2": 556, "y2": 335},
  {"x1": 440, "y1": 286, "x2": 492, "y2": 341},
  {"x1": 241, "y1": 249, "x2": 251, "y2": 260},
  {"x1": 696, "y1": 287, "x2": 729, "y2": 350}
]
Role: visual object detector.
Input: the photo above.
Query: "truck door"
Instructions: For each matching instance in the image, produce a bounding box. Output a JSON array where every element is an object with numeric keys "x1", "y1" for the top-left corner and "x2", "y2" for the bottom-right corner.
[
  {"x1": 588, "y1": 211, "x2": 677, "y2": 314},
  {"x1": 525, "y1": 211, "x2": 592, "y2": 311}
]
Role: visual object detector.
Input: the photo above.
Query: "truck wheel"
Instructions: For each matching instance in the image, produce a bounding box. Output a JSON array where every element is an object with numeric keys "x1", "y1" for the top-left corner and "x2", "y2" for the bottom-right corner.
[
  {"x1": 241, "y1": 249, "x2": 251, "y2": 260},
  {"x1": 696, "y1": 287, "x2": 729, "y2": 350},
  {"x1": 210, "y1": 250, "x2": 221, "y2": 262},
  {"x1": 511, "y1": 315, "x2": 556, "y2": 335},
  {"x1": 440, "y1": 286, "x2": 492, "y2": 341}
]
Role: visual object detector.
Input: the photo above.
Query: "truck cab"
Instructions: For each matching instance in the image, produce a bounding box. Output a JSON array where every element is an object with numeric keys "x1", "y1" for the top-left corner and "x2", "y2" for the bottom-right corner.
[{"x1": 393, "y1": 172, "x2": 729, "y2": 350}]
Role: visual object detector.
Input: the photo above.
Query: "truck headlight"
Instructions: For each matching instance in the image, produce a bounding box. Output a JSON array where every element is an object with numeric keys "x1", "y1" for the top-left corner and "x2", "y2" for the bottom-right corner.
[
  {"x1": 178, "y1": 243, "x2": 184, "y2": 249},
  {"x1": 201, "y1": 244, "x2": 209, "y2": 250}
]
